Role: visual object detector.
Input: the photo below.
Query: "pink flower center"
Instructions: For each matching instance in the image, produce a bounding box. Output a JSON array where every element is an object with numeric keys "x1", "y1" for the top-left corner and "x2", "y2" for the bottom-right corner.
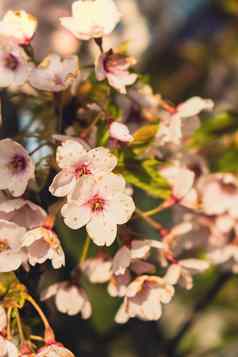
[
  {"x1": 74, "y1": 164, "x2": 91, "y2": 179},
  {"x1": 88, "y1": 195, "x2": 105, "y2": 212},
  {"x1": 5, "y1": 53, "x2": 19, "y2": 71},
  {"x1": 9, "y1": 154, "x2": 27, "y2": 174}
]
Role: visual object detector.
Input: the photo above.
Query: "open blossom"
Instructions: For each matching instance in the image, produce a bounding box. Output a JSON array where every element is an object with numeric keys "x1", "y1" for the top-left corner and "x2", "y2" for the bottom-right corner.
[
  {"x1": 109, "y1": 122, "x2": 133, "y2": 143},
  {"x1": 160, "y1": 165, "x2": 196, "y2": 204},
  {"x1": 62, "y1": 174, "x2": 135, "y2": 246},
  {"x1": 0, "y1": 220, "x2": 26, "y2": 273},
  {"x1": 0, "y1": 11, "x2": 37, "y2": 45},
  {"x1": 0, "y1": 306, "x2": 7, "y2": 332},
  {"x1": 0, "y1": 197, "x2": 46, "y2": 229},
  {"x1": 112, "y1": 240, "x2": 163, "y2": 276},
  {"x1": 0, "y1": 37, "x2": 33, "y2": 88},
  {"x1": 36, "y1": 344, "x2": 75, "y2": 357},
  {"x1": 95, "y1": 50, "x2": 137, "y2": 94},
  {"x1": 29, "y1": 54, "x2": 79, "y2": 92},
  {"x1": 108, "y1": 270, "x2": 131, "y2": 297},
  {"x1": 157, "y1": 96, "x2": 214, "y2": 146},
  {"x1": 165, "y1": 259, "x2": 210, "y2": 290},
  {"x1": 60, "y1": 0, "x2": 121, "y2": 40},
  {"x1": 22, "y1": 226, "x2": 65, "y2": 269},
  {"x1": 0, "y1": 336, "x2": 18, "y2": 357},
  {"x1": 80, "y1": 254, "x2": 112, "y2": 283},
  {"x1": 198, "y1": 173, "x2": 238, "y2": 217},
  {"x1": 49, "y1": 140, "x2": 117, "y2": 197},
  {"x1": 115, "y1": 275, "x2": 174, "y2": 323},
  {"x1": 208, "y1": 244, "x2": 238, "y2": 273},
  {"x1": 0, "y1": 139, "x2": 35, "y2": 197},
  {"x1": 41, "y1": 282, "x2": 92, "y2": 318}
]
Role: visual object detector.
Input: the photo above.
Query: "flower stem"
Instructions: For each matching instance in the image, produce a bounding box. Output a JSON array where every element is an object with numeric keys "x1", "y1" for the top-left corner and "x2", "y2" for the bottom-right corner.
[
  {"x1": 135, "y1": 208, "x2": 168, "y2": 235},
  {"x1": 142, "y1": 197, "x2": 175, "y2": 218},
  {"x1": 80, "y1": 235, "x2": 91, "y2": 264},
  {"x1": 15, "y1": 309, "x2": 25, "y2": 343},
  {"x1": 26, "y1": 295, "x2": 55, "y2": 342},
  {"x1": 7, "y1": 308, "x2": 12, "y2": 340}
]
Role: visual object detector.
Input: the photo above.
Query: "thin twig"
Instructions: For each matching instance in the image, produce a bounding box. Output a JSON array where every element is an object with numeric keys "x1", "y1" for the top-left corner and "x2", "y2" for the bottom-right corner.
[
  {"x1": 135, "y1": 208, "x2": 167, "y2": 234},
  {"x1": 15, "y1": 309, "x2": 25, "y2": 343}
]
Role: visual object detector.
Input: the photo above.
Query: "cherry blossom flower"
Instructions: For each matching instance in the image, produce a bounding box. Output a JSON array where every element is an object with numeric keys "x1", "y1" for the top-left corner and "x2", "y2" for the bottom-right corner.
[
  {"x1": 29, "y1": 54, "x2": 79, "y2": 92},
  {"x1": 208, "y1": 244, "x2": 238, "y2": 273},
  {"x1": 60, "y1": 0, "x2": 121, "y2": 40},
  {"x1": 109, "y1": 122, "x2": 133, "y2": 143},
  {"x1": 49, "y1": 140, "x2": 117, "y2": 197},
  {"x1": 160, "y1": 165, "x2": 196, "y2": 204},
  {"x1": 108, "y1": 270, "x2": 131, "y2": 297},
  {"x1": 62, "y1": 174, "x2": 135, "y2": 246},
  {"x1": 36, "y1": 343, "x2": 75, "y2": 357},
  {"x1": 0, "y1": 139, "x2": 35, "y2": 197},
  {"x1": 0, "y1": 11, "x2": 37, "y2": 45},
  {"x1": 115, "y1": 275, "x2": 174, "y2": 323},
  {"x1": 22, "y1": 226, "x2": 65, "y2": 269},
  {"x1": 157, "y1": 97, "x2": 214, "y2": 146},
  {"x1": 112, "y1": 240, "x2": 163, "y2": 276},
  {"x1": 165, "y1": 259, "x2": 210, "y2": 290},
  {"x1": 41, "y1": 282, "x2": 92, "y2": 318},
  {"x1": 80, "y1": 254, "x2": 112, "y2": 283},
  {"x1": 198, "y1": 173, "x2": 238, "y2": 217},
  {"x1": 95, "y1": 49, "x2": 137, "y2": 94},
  {"x1": 0, "y1": 197, "x2": 46, "y2": 229},
  {"x1": 0, "y1": 336, "x2": 18, "y2": 357},
  {"x1": 0, "y1": 220, "x2": 26, "y2": 273},
  {"x1": 0, "y1": 37, "x2": 33, "y2": 88},
  {"x1": 0, "y1": 306, "x2": 7, "y2": 332}
]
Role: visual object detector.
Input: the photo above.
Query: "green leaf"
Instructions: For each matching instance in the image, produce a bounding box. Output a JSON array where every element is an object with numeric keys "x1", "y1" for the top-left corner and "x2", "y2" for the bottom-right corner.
[
  {"x1": 117, "y1": 150, "x2": 171, "y2": 199},
  {"x1": 132, "y1": 124, "x2": 158, "y2": 146},
  {"x1": 96, "y1": 120, "x2": 109, "y2": 146}
]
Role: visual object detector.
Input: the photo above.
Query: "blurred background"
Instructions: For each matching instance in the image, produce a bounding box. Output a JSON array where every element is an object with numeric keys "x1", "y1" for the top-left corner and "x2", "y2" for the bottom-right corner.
[{"x1": 2, "y1": 0, "x2": 238, "y2": 356}]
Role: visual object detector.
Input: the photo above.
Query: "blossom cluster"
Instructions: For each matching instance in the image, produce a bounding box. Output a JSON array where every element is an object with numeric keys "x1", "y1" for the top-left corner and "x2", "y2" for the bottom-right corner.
[{"x1": 0, "y1": 0, "x2": 236, "y2": 355}]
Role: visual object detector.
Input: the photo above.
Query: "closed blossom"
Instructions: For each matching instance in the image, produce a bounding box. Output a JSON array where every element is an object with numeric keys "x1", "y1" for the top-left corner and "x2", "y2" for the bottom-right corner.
[
  {"x1": 109, "y1": 122, "x2": 133, "y2": 143},
  {"x1": 36, "y1": 344, "x2": 75, "y2": 357}
]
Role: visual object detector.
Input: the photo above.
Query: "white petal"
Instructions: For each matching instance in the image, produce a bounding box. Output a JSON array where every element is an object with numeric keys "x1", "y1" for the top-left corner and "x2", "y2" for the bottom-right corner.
[
  {"x1": 61, "y1": 202, "x2": 91, "y2": 230},
  {"x1": 107, "y1": 193, "x2": 135, "y2": 225},
  {"x1": 56, "y1": 140, "x2": 87, "y2": 169},
  {"x1": 86, "y1": 213, "x2": 117, "y2": 246},
  {"x1": 87, "y1": 147, "x2": 117, "y2": 176},
  {"x1": 112, "y1": 246, "x2": 131, "y2": 275},
  {"x1": 49, "y1": 170, "x2": 76, "y2": 197},
  {"x1": 177, "y1": 97, "x2": 214, "y2": 118}
]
